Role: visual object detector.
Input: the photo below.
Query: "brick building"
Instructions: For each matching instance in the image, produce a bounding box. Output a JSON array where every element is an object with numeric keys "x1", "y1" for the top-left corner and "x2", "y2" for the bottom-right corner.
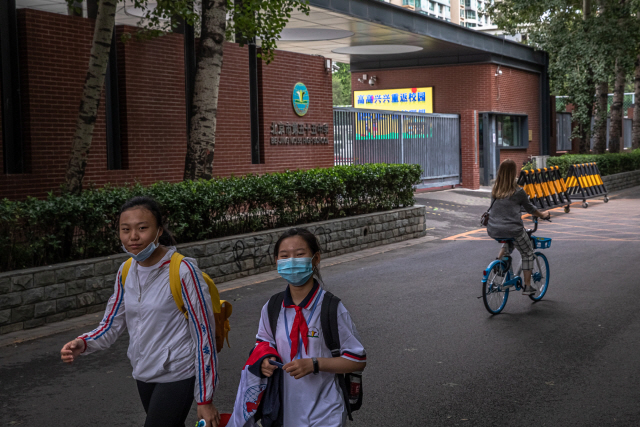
[
  {"x1": 278, "y1": 0, "x2": 550, "y2": 188},
  {"x1": 1, "y1": 0, "x2": 550, "y2": 197},
  {"x1": 0, "y1": 6, "x2": 334, "y2": 200}
]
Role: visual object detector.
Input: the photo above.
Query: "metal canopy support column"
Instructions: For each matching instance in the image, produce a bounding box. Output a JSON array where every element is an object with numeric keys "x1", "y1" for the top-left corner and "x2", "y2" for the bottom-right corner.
[
  {"x1": 105, "y1": 29, "x2": 122, "y2": 169},
  {"x1": 249, "y1": 40, "x2": 261, "y2": 164},
  {"x1": 540, "y1": 52, "x2": 551, "y2": 155},
  {"x1": 0, "y1": 0, "x2": 23, "y2": 174},
  {"x1": 173, "y1": 7, "x2": 195, "y2": 143},
  {"x1": 234, "y1": 0, "x2": 261, "y2": 164},
  {"x1": 173, "y1": 9, "x2": 196, "y2": 141}
]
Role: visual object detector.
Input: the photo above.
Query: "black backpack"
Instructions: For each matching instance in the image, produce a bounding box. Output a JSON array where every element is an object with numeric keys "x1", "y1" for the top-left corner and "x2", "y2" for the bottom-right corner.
[{"x1": 267, "y1": 290, "x2": 363, "y2": 421}]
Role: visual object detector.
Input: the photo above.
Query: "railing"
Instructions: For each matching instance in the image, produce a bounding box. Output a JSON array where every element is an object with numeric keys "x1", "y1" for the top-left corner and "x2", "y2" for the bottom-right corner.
[
  {"x1": 334, "y1": 108, "x2": 461, "y2": 187},
  {"x1": 590, "y1": 117, "x2": 634, "y2": 150}
]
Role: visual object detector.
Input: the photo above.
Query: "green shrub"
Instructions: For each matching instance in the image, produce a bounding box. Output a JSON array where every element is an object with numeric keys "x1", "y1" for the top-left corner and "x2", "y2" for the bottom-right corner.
[
  {"x1": 0, "y1": 164, "x2": 421, "y2": 272},
  {"x1": 547, "y1": 149, "x2": 640, "y2": 177}
]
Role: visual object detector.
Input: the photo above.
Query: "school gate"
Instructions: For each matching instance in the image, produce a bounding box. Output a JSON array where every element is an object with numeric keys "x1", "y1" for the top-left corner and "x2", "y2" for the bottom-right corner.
[{"x1": 333, "y1": 108, "x2": 461, "y2": 188}]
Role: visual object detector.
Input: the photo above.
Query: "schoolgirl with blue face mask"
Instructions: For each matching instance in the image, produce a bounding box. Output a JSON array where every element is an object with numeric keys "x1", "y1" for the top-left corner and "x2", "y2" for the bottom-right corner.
[
  {"x1": 229, "y1": 228, "x2": 366, "y2": 427},
  {"x1": 60, "y1": 196, "x2": 221, "y2": 427}
]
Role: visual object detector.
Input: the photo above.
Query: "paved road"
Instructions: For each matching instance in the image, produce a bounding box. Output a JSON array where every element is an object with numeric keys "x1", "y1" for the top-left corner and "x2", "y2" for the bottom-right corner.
[{"x1": 1, "y1": 187, "x2": 639, "y2": 426}]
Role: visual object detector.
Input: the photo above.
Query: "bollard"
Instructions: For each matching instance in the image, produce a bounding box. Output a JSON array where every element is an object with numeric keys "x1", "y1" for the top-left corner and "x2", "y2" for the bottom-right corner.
[
  {"x1": 518, "y1": 168, "x2": 572, "y2": 212},
  {"x1": 564, "y1": 163, "x2": 609, "y2": 208}
]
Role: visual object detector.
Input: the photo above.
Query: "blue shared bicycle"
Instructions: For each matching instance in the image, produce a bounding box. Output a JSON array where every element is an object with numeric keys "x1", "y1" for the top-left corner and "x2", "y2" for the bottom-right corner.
[{"x1": 481, "y1": 217, "x2": 551, "y2": 314}]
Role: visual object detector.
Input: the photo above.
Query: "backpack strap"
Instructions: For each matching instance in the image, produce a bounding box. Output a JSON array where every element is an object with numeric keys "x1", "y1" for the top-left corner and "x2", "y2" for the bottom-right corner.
[
  {"x1": 320, "y1": 291, "x2": 353, "y2": 420},
  {"x1": 320, "y1": 291, "x2": 341, "y2": 357},
  {"x1": 120, "y1": 258, "x2": 133, "y2": 288},
  {"x1": 169, "y1": 252, "x2": 189, "y2": 319},
  {"x1": 267, "y1": 291, "x2": 285, "y2": 349}
]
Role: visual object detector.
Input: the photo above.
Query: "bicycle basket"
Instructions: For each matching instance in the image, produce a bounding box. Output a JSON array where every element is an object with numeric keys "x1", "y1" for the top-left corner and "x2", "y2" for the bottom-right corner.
[{"x1": 533, "y1": 237, "x2": 552, "y2": 249}]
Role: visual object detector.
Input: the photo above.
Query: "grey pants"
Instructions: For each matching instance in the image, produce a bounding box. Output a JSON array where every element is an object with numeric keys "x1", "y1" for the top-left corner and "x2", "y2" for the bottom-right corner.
[{"x1": 504, "y1": 228, "x2": 535, "y2": 271}]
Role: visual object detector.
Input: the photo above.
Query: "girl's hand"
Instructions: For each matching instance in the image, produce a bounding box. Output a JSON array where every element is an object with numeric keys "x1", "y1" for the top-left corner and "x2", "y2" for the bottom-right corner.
[
  {"x1": 60, "y1": 339, "x2": 85, "y2": 363},
  {"x1": 283, "y1": 358, "x2": 314, "y2": 379},
  {"x1": 261, "y1": 357, "x2": 278, "y2": 377},
  {"x1": 197, "y1": 403, "x2": 220, "y2": 427}
]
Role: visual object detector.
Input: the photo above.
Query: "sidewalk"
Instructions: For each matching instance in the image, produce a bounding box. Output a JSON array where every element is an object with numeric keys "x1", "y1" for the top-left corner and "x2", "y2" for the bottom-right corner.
[{"x1": 0, "y1": 233, "x2": 438, "y2": 347}]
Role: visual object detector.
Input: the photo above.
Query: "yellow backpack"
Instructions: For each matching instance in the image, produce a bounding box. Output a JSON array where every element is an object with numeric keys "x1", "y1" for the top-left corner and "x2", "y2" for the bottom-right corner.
[{"x1": 121, "y1": 252, "x2": 232, "y2": 352}]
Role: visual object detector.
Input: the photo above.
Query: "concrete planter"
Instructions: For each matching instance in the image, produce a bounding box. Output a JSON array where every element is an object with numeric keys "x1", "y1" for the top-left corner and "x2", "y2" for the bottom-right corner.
[
  {"x1": 0, "y1": 206, "x2": 426, "y2": 335},
  {"x1": 602, "y1": 169, "x2": 640, "y2": 193}
]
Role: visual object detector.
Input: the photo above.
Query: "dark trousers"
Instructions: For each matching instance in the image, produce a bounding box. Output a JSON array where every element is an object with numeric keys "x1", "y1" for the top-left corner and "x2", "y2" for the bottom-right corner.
[{"x1": 136, "y1": 376, "x2": 196, "y2": 427}]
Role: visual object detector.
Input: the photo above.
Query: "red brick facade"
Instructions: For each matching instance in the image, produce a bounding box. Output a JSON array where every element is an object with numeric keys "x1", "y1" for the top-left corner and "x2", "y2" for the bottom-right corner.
[
  {"x1": 351, "y1": 64, "x2": 542, "y2": 189},
  {"x1": 0, "y1": 9, "x2": 333, "y2": 199}
]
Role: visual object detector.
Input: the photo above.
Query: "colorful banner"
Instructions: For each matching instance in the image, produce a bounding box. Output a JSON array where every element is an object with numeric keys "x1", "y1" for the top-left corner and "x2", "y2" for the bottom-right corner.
[{"x1": 353, "y1": 87, "x2": 433, "y2": 113}]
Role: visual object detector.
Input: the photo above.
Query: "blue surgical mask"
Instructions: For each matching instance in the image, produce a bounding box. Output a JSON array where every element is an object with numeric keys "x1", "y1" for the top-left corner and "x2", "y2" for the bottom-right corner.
[
  {"x1": 122, "y1": 229, "x2": 160, "y2": 262},
  {"x1": 277, "y1": 257, "x2": 314, "y2": 287}
]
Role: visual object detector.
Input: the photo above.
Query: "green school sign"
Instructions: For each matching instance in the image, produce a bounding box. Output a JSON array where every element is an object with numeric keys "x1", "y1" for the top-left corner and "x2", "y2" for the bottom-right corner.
[{"x1": 292, "y1": 82, "x2": 309, "y2": 116}]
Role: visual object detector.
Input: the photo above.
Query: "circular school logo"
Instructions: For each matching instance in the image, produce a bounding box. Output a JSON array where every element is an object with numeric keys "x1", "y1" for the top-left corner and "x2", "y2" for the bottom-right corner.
[
  {"x1": 292, "y1": 82, "x2": 309, "y2": 116},
  {"x1": 308, "y1": 327, "x2": 320, "y2": 339}
]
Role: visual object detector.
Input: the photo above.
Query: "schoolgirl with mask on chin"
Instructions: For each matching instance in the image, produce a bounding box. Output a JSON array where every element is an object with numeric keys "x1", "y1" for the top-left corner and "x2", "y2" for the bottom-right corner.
[
  {"x1": 250, "y1": 228, "x2": 367, "y2": 427},
  {"x1": 60, "y1": 196, "x2": 220, "y2": 427}
]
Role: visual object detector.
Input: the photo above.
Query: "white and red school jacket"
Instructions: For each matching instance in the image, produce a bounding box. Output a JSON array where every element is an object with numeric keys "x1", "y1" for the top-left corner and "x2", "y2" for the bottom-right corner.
[
  {"x1": 77, "y1": 248, "x2": 218, "y2": 405},
  {"x1": 256, "y1": 282, "x2": 367, "y2": 427},
  {"x1": 227, "y1": 341, "x2": 281, "y2": 427}
]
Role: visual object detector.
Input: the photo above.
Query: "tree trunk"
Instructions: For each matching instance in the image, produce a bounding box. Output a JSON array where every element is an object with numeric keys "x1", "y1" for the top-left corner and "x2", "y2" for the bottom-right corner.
[
  {"x1": 64, "y1": 0, "x2": 117, "y2": 194},
  {"x1": 578, "y1": 106, "x2": 593, "y2": 153},
  {"x1": 578, "y1": 0, "x2": 593, "y2": 153},
  {"x1": 584, "y1": 0, "x2": 592, "y2": 19},
  {"x1": 593, "y1": 81, "x2": 608, "y2": 153},
  {"x1": 634, "y1": 54, "x2": 640, "y2": 149},
  {"x1": 184, "y1": 0, "x2": 227, "y2": 181},
  {"x1": 609, "y1": 59, "x2": 625, "y2": 153}
]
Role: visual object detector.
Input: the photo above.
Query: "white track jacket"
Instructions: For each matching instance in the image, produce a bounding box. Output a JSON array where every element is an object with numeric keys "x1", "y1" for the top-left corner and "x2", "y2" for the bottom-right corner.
[{"x1": 78, "y1": 248, "x2": 218, "y2": 405}]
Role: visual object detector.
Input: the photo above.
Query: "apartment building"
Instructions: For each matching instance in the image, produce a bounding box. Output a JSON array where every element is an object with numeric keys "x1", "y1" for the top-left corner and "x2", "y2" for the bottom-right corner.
[{"x1": 380, "y1": 0, "x2": 494, "y2": 28}]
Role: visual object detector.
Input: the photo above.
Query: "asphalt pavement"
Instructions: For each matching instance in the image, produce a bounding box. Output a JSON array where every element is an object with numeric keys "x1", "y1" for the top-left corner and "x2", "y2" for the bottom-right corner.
[{"x1": 1, "y1": 186, "x2": 639, "y2": 426}]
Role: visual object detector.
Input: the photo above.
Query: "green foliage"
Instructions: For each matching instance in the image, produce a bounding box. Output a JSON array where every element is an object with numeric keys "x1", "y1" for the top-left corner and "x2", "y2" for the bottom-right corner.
[
  {"x1": 489, "y1": 0, "x2": 640, "y2": 143},
  {"x1": 226, "y1": 0, "x2": 310, "y2": 63},
  {"x1": 332, "y1": 62, "x2": 352, "y2": 106},
  {"x1": 66, "y1": 0, "x2": 309, "y2": 61},
  {"x1": 547, "y1": 148, "x2": 640, "y2": 177},
  {"x1": 65, "y1": 0, "x2": 200, "y2": 41},
  {"x1": 0, "y1": 164, "x2": 421, "y2": 272},
  {"x1": 521, "y1": 161, "x2": 535, "y2": 171}
]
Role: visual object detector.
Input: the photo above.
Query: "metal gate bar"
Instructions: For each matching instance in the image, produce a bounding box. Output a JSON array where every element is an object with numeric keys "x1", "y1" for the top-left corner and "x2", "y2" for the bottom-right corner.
[{"x1": 334, "y1": 108, "x2": 460, "y2": 187}]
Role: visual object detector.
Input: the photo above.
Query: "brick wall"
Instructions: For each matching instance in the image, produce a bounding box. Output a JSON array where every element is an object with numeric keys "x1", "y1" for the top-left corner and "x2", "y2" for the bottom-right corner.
[
  {"x1": 1, "y1": 10, "x2": 108, "y2": 198},
  {"x1": 0, "y1": 9, "x2": 334, "y2": 200},
  {"x1": 351, "y1": 64, "x2": 541, "y2": 189},
  {"x1": 212, "y1": 48, "x2": 334, "y2": 176}
]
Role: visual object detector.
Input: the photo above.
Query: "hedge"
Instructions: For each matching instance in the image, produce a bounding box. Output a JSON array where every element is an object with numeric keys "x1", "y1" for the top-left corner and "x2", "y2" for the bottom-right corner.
[
  {"x1": 0, "y1": 164, "x2": 421, "y2": 272},
  {"x1": 547, "y1": 149, "x2": 640, "y2": 177}
]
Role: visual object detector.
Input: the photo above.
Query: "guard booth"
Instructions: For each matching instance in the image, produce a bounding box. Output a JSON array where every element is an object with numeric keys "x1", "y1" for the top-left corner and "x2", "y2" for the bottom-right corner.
[
  {"x1": 278, "y1": 0, "x2": 551, "y2": 189},
  {"x1": 480, "y1": 113, "x2": 530, "y2": 185}
]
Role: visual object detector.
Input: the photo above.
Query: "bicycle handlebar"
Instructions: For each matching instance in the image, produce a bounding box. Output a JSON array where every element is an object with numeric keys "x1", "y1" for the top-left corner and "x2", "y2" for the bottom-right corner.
[{"x1": 528, "y1": 213, "x2": 551, "y2": 235}]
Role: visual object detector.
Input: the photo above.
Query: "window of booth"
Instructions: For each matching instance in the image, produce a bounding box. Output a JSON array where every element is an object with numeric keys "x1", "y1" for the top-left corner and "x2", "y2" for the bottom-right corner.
[{"x1": 495, "y1": 114, "x2": 528, "y2": 149}]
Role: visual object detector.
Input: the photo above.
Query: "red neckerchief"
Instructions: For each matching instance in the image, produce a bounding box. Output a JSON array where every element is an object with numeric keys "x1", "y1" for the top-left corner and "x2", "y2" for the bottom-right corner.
[
  {"x1": 283, "y1": 304, "x2": 309, "y2": 360},
  {"x1": 283, "y1": 282, "x2": 319, "y2": 360}
]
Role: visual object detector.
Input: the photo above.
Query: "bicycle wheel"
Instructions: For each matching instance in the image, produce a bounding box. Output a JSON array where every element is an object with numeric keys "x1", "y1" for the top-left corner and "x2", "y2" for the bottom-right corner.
[
  {"x1": 482, "y1": 262, "x2": 510, "y2": 314},
  {"x1": 529, "y1": 252, "x2": 550, "y2": 301}
]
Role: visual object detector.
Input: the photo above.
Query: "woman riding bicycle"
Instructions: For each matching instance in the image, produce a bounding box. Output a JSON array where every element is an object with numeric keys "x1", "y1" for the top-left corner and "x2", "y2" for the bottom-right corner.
[{"x1": 487, "y1": 160, "x2": 550, "y2": 295}]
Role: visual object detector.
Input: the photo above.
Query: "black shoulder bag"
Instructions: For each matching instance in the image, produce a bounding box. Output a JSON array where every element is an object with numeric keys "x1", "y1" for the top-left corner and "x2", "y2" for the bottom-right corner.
[{"x1": 480, "y1": 198, "x2": 496, "y2": 227}]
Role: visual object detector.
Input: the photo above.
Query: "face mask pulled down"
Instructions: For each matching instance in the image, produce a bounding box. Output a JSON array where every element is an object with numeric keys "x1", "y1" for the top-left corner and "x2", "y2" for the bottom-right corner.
[
  {"x1": 277, "y1": 257, "x2": 315, "y2": 286},
  {"x1": 122, "y1": 229, "x2": 160, "y2": 262}
]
